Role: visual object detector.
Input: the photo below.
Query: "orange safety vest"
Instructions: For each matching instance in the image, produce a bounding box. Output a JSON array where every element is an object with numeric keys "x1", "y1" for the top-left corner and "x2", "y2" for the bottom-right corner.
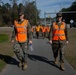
[
  {"x1": 46, "y1": 27, "x2": 50, "y2": 32},
  {"x1": 42, "y1": 27, "x2": 46, "y2": 32},
  {"x1": 14, "y1": 20, "x2": 28, "y2": 42},
  {"x1": 36, "y1": 26, "x2": 40, "y2": 32},
  {"x1": 45, "y1": 27, "x2": 47, "y2": 32},
  {"x1": 48, "y1": 27, "x2": 50, "y2": 32},
  {"x1": 52, "y1": 22, "x2": 66, "y2": 41},
  {"x1": 40, "y1": 26, "x2": 42, "y2": 31}
]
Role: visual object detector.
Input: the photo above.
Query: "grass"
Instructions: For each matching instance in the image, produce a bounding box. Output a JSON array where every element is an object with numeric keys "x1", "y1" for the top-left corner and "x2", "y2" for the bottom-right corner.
[
  {"x1": 0, "y1": 30, "x2": 13, "y2": 72},
  {"x1": 0, "y1": 34, "x2": 9, "y2": 43},
  {"x1": 65, "y1": 28, "x2": 76, "y2": 70},
  {"x1": 0, "y1": 60, "x2": 6, "y2": 71}
]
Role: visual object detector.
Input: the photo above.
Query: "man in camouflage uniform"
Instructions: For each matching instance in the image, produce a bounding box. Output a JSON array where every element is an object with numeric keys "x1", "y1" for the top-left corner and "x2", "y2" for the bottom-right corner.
[
  {"x1": 36, "y1": 25, "x2": 40, "y2": 39},
  {"x1": 49, "y1": 13, "x2": 69, "y2": 71},
  {"x1": 11, "y1": 12, "x2": 32, "y2": 70}
]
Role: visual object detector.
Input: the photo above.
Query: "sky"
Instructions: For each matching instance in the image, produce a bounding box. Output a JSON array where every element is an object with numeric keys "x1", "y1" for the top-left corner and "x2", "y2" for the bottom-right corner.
[{"x1": 2, "y1": 0, "x2": 76, "y2": 18}]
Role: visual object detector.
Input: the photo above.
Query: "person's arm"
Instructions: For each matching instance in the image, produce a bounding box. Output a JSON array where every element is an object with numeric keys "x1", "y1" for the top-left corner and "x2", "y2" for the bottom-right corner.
[
  {"x1": 49, "y1": 24, "x2": 53, "y2": 40},
  {"x1": 64, "y1": 23, "x2": 69, "y2": 44},
  {"x1": 27, "y1": 22, "x2": 32, "y2": 42},
  {"x1": 65, "y1": 24, "x2": 69, "y2": 41},
  {"x1": 49, "y1": 24, "x2": 53, "y2": 44},
  {"x1": 11, "y1": 27, "x2": 16, "y2": 42}
]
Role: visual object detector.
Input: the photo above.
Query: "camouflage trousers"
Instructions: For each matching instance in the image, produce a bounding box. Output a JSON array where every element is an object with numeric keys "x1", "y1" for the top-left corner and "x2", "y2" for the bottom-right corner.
[
  {"x1": 52, "y1": 40, "x2": 66, "y2": 63},
  {"x1": 13, "y1": 41, "x2": 28, "y2": 63}
]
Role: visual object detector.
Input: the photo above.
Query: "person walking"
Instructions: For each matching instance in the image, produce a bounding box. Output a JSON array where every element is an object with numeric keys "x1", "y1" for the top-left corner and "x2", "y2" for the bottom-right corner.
[
  {"x1": 36, "y1": 25, "x2": 40, "y2": 39},
  {"x1": 49, "y1": 13, "x2": 69, "y2": 71},
  {"x1": 46, "y1": 25, "x2": 50, "y2": 39},
  {"x1": 11, "y1": 12, "x2": 32, "y2": 70},
  {"x1": 31, "y1": 26, "x2": 34, "y2": 37},
  {"x1": 42, "y1": 25, "x2": 46, "y2": 39}
]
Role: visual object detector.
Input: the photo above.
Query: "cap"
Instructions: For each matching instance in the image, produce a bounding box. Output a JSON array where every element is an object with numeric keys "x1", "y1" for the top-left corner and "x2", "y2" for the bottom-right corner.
[
  {"x1": 56, "y1": 13, "x2": 62, "y2": 17},
  {"x1": 19, "y1": 12, "x2": 24, "y2": 16}
]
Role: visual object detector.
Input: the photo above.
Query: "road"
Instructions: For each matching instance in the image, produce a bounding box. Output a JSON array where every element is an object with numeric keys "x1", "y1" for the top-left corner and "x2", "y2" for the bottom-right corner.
[{"x1": 0, "y1": 36, "x2": 76, "y2": 75}]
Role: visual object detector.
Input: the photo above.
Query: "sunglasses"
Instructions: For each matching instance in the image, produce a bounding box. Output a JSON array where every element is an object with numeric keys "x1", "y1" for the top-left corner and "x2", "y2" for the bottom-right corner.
[
  {"x1": 19, "y1": 15, "x2": 22, "y2": 16},
  {"x1": 57, "y1": 16, "x2": 62, "y2": 17}
]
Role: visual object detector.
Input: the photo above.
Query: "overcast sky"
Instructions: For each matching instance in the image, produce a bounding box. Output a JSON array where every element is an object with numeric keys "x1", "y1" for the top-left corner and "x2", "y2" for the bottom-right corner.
[{"x1": 2, "y1": 0, "x2": 76, "y2": 18}]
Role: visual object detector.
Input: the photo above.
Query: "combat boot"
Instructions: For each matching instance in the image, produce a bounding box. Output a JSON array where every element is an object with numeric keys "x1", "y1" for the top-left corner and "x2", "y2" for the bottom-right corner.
[
  {"x1": 22, "y1": 62, "x2": 27, "y2": 70},
  {"x1": 18, "y1": 62, "x2": 22, "y2": 68},
  {"x1": 60, "y1": 63, "x2": 65, "y2": 71},
  {"x1": 54, "y1": 57, "x2": 58, "y2": 65}
]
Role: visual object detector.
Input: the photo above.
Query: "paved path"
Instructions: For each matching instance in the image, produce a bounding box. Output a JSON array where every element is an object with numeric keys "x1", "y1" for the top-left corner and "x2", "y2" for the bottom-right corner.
[{"x1": 0, "y1": 38, "x2": 76, "y2": 75}]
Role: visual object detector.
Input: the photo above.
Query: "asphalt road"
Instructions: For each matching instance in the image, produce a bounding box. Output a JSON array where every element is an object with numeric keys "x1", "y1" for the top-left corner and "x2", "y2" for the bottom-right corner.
[{"x1": 0, "y1": 35, "x2": 76, "y2": 75}]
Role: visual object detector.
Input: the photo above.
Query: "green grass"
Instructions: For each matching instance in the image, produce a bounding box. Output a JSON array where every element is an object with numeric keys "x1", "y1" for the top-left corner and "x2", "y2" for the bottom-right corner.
[
  {"x1": 65, "y1": 28, "x2": 76, "y2": 70},
  {"x1": 0, "y1": 34, "x2": 9, "y2": 43},
  {"x1": 0, "y1": 60, "x2": 6, "y2": 72},
  {"x1": 0, "y1": 30, "x2": 13, "y2": 72}
]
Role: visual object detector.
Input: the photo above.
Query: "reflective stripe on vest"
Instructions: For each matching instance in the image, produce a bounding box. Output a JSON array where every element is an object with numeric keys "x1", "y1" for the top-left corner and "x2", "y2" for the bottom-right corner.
[
  {"x1": 52, "y1": 22, "x2": 66, "y2": 41},
  {"x1": 14, "y1": 20, "x2": 28, "y2": 42}
]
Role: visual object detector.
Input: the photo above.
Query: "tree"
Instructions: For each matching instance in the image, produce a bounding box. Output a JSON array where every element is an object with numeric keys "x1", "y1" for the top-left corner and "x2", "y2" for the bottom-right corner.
[
  {"x1": 1, "y1": 3, "x2": 11, "y2": 26},
  {"x1": 12, "y1": 3, "x2": 18, "y2": 22},
  {"x1": 0, "y1": 0, "x2": 40, "y2": 26},
  {"x1": 60, "y1": 1, "x2": 76, "y2": 23},
  {"x1": 18, "y1": 3, "x2": 25, "y2": 13},
  {"x1": 24, "y1": 1, "x2": 40, "y2": 25}
]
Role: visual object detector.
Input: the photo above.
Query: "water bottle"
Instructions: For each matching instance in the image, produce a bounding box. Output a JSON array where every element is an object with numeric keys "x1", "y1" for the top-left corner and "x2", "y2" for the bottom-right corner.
[{"x1": 29, "y1": 43, "x2": 33, "y2": 51}]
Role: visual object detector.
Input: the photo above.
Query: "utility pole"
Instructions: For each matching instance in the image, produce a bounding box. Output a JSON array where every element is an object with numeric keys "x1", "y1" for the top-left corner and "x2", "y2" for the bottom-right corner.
[
  {"x1": 35, "y1": 0, "x2": 37, "y2": 24},
  {"x1": 44, "y1": 12, "x2": 46, "y2": 25}
]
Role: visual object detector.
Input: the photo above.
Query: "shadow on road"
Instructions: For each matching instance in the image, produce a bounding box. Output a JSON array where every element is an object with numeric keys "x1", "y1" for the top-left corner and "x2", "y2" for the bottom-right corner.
[
  {"x1": 28, "y1": 54, "x2": 60, "y2": 70},
  {"x1": 0, "y1": 54, "x2": 18, "y2": 65}
]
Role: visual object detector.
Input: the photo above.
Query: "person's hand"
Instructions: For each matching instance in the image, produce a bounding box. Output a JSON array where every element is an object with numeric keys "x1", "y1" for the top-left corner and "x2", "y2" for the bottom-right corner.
[
  {"x1": 29, "y1": 40, "x2": 32, "y2": 44},
  {"x1": 66, "y1": 41, "x2": 69, "y2": 45},
  {"x1": 49, "y1": 40, "x2": 52, "y2": 44},
  {"x1": 11, "y1": 40, "x2": 14, "y2": 44}
]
